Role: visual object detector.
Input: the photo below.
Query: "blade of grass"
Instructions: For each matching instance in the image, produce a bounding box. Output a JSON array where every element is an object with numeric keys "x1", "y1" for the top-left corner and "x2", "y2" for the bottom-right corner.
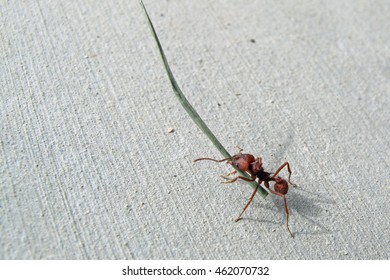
[{"x1": 140, "y1": 0, "x2": 267, "y2": 198}]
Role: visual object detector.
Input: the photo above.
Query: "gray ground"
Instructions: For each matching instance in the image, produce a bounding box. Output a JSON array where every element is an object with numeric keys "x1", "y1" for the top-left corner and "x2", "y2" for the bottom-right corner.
[{"x1": 1, "y1": 0, "x2": 389, "y2": 259}]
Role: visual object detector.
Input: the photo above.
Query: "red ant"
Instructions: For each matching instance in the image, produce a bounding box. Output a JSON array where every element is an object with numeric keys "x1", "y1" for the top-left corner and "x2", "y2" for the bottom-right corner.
[{"x1": 194, "y1": 149, "x2": 297, "y2": 237}]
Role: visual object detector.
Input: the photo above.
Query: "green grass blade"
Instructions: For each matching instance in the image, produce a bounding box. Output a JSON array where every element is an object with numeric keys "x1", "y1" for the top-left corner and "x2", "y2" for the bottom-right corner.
[{"x1": 140, "y1": 0, "x2": 267, "y2": 198}]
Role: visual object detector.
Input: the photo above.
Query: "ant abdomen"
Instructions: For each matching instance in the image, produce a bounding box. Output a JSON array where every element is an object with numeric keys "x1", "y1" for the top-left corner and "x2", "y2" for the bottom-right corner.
[{"x1": 274, "y1": 177, "x2": 288, "y2": 195}]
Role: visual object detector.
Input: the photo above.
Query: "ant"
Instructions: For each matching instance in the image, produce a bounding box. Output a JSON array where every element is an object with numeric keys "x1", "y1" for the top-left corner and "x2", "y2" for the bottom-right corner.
[{"x1": 194, "y1": 149, "x2": 297, "y2": 237}]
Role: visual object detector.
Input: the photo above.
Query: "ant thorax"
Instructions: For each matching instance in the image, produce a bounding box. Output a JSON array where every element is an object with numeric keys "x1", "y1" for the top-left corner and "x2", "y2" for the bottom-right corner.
[{"x1": 256, "y1": 170, "x2": 271, "y2": 181}]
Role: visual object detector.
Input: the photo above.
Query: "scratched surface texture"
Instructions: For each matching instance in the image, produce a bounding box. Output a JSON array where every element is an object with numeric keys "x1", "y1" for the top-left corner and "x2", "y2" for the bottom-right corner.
[{"x1": 1, "y1": 0, "x2": 389, "y2": 259}]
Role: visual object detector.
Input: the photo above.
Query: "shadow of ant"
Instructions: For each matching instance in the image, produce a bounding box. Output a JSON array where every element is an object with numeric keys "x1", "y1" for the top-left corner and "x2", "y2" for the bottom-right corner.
[
  {"x1": 231, "y1": 201, "x2": 280, "y2": 226},
  {"x1": 195, "y1": 129, "x2": 335, "y2": 237},
  {"x1": 285, "y1": 187, "x2": 336, "y2": 236},
  {"x1": 263, "y1": 131, "x2": 335, "y2": 236},
  {"x1": 234, "y1": 181, "x2": 336, "y2": 237}
]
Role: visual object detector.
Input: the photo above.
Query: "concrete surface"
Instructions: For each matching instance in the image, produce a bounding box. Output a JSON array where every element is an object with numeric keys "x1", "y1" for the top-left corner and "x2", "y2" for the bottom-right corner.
[{"x1": 1, "y1": 0, "x2": 389, "y2": 259}]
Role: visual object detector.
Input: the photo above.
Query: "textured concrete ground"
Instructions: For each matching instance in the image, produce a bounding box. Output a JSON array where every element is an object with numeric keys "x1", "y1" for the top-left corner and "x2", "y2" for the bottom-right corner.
[{"x1": 1, "y1": 0, "x2": 389, "y2": 259}]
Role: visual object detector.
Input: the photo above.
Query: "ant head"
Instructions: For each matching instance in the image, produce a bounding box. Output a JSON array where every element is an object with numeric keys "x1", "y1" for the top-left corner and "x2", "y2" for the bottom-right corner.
[
  {"x1": 251, "y1": 157, "x2": 263, "y2": 174},
  {"x1": 274, "y1": 177, "x2": 288, "y2": 195},
  {"x1": 230, "y1": 153, "x2": 255, "y2": 171}
]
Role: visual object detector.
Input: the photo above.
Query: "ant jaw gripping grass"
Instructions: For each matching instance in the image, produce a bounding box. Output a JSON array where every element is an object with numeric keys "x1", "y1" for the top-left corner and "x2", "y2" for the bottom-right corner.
[{"x1": 194, "y1": 150, "x2": 297, "y2": 237}]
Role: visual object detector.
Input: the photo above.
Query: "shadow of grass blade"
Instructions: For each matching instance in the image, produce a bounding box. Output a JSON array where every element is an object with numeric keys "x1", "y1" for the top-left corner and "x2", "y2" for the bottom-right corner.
[{"x1": 140, "y1": 0, "x2": 267, "y2": 198}]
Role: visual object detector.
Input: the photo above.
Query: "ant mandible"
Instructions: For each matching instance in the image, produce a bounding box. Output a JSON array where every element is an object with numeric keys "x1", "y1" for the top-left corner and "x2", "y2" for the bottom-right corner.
[{"x1": 194, "y1": 149, "x2": 297, "y2": 237}]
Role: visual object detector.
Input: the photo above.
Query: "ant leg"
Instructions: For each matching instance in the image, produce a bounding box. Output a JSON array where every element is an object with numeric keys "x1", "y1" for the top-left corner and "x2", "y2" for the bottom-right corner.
[
  {"x1": 264, "y1": 182, "x2": 294, "y2": 238},
  {"x1": 234, "y1": 184, "x2": 259, "y2": 222},
  {"x1": 221, "y1": 175, "x2": 255, "y2": 184},
  {"x1": 271, "y1": 162, "x2": 297, "y2": 187},
  {"x1": 193, "y1": 157, "x2": 231, "y2": 163},
  {"x1": 221, "y1": 170, "x2": 237, "y2": 179},
  {"x1": 282, "y1": 195, "x2": 294, "y2": 238}
]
